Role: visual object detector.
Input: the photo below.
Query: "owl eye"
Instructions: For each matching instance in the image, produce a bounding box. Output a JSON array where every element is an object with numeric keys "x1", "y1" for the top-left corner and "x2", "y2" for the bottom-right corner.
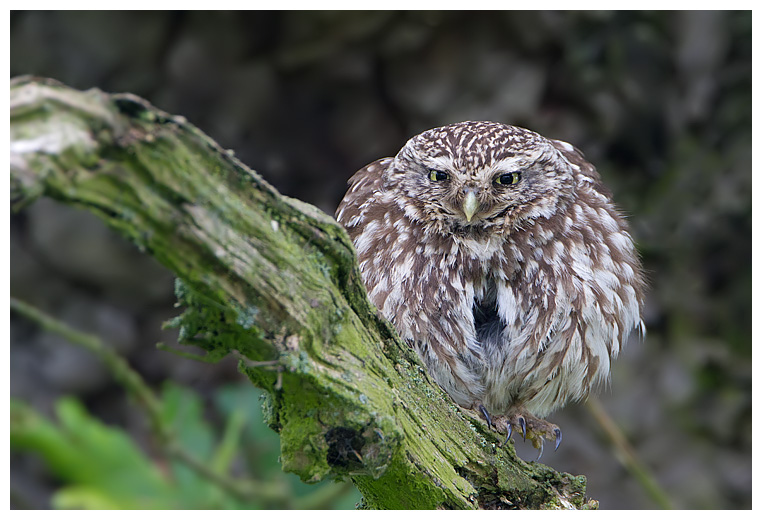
[
  {"x1": 429, "y1": 169, "x2": 449, "y2": 182},
  {"x1": 494, "y1": 171, "x2": 522, "y2": 185}
]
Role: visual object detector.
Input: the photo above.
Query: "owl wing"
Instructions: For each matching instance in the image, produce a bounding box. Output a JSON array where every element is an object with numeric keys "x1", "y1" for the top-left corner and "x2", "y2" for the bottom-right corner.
[{"x1": 335, "y1": 158, "x2": 392, "y2": 230}]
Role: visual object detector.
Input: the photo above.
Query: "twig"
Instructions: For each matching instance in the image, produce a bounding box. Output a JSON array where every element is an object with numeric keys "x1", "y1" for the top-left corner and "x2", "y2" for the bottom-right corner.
[
  {"x1": 10, "y1": 297, "x2": 281, "y2": 504},
  {"x1": 585, "y1": 396, "x2": 674, "y2": 509},
  {"x1": 10, "y1": 297, "x2": 165, "y2": 434}
]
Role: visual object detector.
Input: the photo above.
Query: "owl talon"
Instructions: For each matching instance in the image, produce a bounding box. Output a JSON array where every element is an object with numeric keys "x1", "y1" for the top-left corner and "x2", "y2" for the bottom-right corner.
[
  {"x1": 492, "y1": 412, "x2": 562, "y2": 458},
  {"x1": 479, "y1": 404, "x2": 493, "y2": 429},
  {"x1": 518, "y1": 416, "x2": 527, "y2": 441}
]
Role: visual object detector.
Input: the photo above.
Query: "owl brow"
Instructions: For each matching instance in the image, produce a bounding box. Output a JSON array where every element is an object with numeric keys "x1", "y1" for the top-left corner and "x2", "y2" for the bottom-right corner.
[
  {"x1": 487, "y1": 157, "x2": 528, "y2": 177},
  {"x1": 424, "y1": 155, "x2": 456, "y2": 172}
]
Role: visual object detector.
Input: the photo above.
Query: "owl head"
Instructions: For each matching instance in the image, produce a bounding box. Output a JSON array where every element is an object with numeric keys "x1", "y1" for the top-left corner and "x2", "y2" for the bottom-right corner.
[{"x1": 383, "y1": 121, "x2": 576, "y2": 235}]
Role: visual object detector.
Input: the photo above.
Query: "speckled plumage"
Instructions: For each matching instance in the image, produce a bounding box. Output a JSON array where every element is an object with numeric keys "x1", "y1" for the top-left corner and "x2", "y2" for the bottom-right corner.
[{"x1": 336, "y1": 121, "x2": 644, "y2": 448}]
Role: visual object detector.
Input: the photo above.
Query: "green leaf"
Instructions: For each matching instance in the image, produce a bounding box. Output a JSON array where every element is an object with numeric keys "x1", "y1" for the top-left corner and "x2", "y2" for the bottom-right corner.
[
  {"x1": 11, "y1": 397, "x2": 174, "y2": 509},
  {"x1": 157, "y1": 382, "x2": 226, "y2": 508},
  {"x1": 52, "y1": 486, "x2": 126, "y2": 510}
]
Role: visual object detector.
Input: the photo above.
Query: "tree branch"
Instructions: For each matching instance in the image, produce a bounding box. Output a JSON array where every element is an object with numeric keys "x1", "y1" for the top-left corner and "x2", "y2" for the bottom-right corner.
[{"x1": 10, "y1": 75, "x2": 595, "y2": 509}]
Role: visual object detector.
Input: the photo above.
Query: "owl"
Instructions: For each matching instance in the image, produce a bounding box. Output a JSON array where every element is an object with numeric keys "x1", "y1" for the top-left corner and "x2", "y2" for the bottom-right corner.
[{"x1": 336, "y1": 121, "x2": 645, "y2": 456}]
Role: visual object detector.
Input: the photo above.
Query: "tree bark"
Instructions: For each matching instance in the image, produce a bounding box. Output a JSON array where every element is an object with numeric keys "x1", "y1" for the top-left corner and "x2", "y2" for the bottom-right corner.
[{"x1": 9, "y1": 76, "x2": 596, "y2": 510}]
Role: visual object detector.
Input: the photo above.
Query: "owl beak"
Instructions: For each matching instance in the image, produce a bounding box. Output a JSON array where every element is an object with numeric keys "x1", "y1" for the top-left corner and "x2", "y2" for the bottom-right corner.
[{"x1": 463, "y1": 190, "x2": 479, "y2": 222}]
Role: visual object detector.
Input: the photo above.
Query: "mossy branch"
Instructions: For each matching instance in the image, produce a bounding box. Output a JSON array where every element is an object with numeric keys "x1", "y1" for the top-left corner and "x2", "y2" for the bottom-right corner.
[{"x1": 10, "y1": 75, "x2": 595, "y2": 510}]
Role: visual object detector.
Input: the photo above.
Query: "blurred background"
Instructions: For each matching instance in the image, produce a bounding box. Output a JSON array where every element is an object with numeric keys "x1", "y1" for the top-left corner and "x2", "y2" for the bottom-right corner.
[{"x1": 9, "y1": 11, "x2": 751, "y2": 509}]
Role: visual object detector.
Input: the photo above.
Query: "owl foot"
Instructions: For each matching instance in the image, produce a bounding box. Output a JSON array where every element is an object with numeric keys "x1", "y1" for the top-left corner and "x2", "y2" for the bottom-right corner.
[{"x1": 493, "y1": 412, "x2": 562, "y2": 460}]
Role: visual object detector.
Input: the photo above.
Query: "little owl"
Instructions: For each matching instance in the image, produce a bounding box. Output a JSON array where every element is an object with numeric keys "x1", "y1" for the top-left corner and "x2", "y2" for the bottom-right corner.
[{"x1": 336, "y1": 121, "x2": 645, "y2": 457}]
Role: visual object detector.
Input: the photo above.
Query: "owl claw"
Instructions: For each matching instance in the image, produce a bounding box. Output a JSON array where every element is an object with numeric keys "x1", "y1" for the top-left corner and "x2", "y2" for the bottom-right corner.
[
  {"x1": 518, "y1": 416, "x2": 527, "y2": 441},
  {"x1": 537, "y1": 427, "x2": 561, "y2": 460},
  {"x1": 536, "y1": 428, "x2": 563, "y2": 460},
  {"x1": 479, "y1": 404, "x2": 493, "y2": 429}
]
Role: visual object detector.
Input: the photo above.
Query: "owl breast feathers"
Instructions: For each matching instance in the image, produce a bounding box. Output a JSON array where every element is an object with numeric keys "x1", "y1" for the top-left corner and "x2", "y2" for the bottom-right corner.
[{"x1": 336, "y1": 121, "x2": 645, "y2": 420}]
